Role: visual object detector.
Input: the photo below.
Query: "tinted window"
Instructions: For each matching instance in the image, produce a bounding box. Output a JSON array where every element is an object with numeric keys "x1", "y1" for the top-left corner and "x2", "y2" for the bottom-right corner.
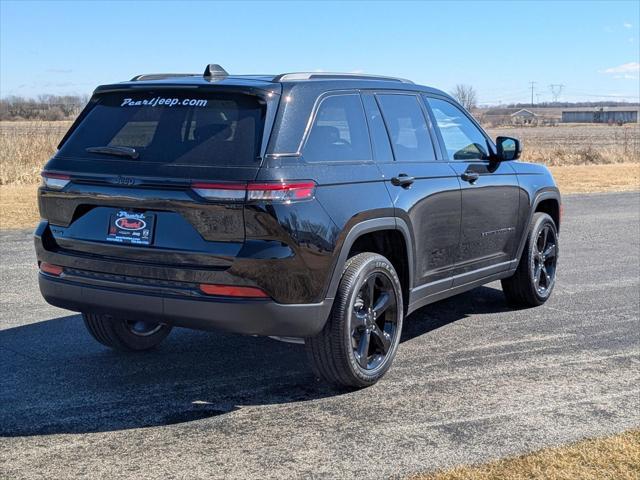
[
  {"x1": 427, "y1": 98, "x2": 490, "y2": 160},
  {"x1": 362, "y1": 94, "x2": 394, "y2": 162},
  {"x1": 376, "y1": 94, "x2": 436, "y2": 162},
  {"x1": 59, "y1": 91, "x2": 265, "y2": 166},
  {"x1": 303, "y1": 94, "x2": 371, "y2": 162}
]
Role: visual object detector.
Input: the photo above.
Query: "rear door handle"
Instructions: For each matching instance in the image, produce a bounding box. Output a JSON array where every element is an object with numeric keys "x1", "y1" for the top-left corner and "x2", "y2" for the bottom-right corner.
[
  {"x1": 391, "y1": 174, "x2": 415, "y2": 188},
  {"x1": 461, "y1": 172, "x2": 480, "y2": 183}
]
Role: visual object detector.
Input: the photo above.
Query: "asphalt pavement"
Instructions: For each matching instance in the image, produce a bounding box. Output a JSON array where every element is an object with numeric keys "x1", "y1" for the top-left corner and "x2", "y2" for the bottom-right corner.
[{"x1": 1, "y1": 191, "x2": 639, "y2": 479}]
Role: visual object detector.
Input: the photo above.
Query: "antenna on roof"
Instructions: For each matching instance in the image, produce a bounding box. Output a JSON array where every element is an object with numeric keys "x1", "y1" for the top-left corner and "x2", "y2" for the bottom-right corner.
[{"x1": 203, "y1": 64, "x2": 229, "y2": 78}]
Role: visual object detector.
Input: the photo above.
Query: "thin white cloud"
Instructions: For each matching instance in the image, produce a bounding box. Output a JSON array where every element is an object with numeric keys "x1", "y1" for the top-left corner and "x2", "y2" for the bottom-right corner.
[
  {"x1": 613, "y1": 74, "x2": 639, "y2": 80},
  {"x1": 600, "y1": 62, "x2": 640, "y2": 74},
  {"x1": 623, "y1": 22, "x2": 632, "y2": 29}
]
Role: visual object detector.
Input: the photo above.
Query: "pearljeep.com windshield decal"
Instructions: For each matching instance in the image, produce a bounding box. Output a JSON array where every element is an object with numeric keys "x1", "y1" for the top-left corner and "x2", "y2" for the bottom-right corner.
[{"x1": 120, "y1": 97, "x2": 208, "y2": 107}]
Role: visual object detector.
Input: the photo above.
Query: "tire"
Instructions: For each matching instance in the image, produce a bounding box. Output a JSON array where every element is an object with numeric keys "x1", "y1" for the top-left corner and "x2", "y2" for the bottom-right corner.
[
  {"x1": 305, "y1": 252, "x2": 404, "y2": 388},
  {"x1": 501, "y1": 212, "x2": 559, "y2": 307},
  {"x1": 82, "y1": 312, "x2": 172, "y2": 351}
]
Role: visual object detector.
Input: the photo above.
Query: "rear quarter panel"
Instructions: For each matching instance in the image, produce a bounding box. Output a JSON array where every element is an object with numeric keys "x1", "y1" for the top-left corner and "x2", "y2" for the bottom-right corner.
[{"x1": 253, "y1": 159, "x2": 393, "y2": 303}]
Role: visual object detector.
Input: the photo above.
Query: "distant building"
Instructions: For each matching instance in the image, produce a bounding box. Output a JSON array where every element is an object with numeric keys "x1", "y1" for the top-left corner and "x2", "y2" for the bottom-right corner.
[
  {"x1": 510, "y1": 109, "x2": 538, "y2": 125},
  {"x1": 562, "y1": 107, "x2": 639, "y2": 124}
]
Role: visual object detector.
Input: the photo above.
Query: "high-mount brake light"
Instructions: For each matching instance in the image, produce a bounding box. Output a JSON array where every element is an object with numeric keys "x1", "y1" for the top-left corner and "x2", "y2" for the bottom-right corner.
[
  {"x1": 41, "y1": 172, "x2": 71, "y2": 191},
  {"x1": 199, "y1": 283, "x2": 270, "y2": 298},
  {"x1": 191, "y1": 181, "x2": 316, "y2": 203},
  {"x1": 40, "y1": 262, "x2": 64, "y2": 276}
]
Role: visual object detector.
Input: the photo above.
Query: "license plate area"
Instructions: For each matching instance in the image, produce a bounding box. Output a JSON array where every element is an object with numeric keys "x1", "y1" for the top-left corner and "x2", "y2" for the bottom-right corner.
[{"x1": 107, "y1": 210, "x2": 155, "y2": 245}]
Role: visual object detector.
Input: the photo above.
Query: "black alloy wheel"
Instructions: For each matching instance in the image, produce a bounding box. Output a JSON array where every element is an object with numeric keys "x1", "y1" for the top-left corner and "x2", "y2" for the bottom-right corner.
[
  {"x1": 532, "y1": 223, "x2": 557, "y2": 297},
  {"x1": 502, "y1": 212, "x2": 559, "y2": 306},
  {"x1": 306, "y1": 252, "x2": 404, "y2": 388},
  {"x1": 350, "y1": 271, "x2": 399, "y2": 373}
]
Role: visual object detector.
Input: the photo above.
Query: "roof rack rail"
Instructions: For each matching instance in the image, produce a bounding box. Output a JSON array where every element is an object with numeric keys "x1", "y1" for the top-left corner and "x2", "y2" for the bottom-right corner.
[
  {"x1": 272, "y1": 72, "x2": 414, "y2": 84},
  {"x1": 130, "y1": 73, "x2": 197, "y2": 81}
]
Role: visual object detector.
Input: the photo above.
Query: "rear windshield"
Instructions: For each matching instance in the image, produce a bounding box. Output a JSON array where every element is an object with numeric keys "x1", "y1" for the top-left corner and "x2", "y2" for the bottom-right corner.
[{"x1": 59, "y1": 91, "x2": 266, "y2": 166}]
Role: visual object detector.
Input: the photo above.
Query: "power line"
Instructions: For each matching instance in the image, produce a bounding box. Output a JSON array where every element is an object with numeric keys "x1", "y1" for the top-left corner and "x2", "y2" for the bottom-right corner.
[{"x1": 569, "y1": 91, "x2": 640, "y2": 99}]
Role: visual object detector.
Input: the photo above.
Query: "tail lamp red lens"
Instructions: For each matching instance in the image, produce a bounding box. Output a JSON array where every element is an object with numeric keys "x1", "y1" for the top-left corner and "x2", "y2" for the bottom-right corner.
[
  {"x1": 192, "y1": 181, "x2": 316, "y2": 203},
  {"x1": 40, "y1": 262, "x2": 64, "y2": 276},
  {"x1": 41, "y1": 172, "x2": 71, "y2": 191},
  {"x1": 199, "y1": 283, "x2": 270, "y2": 298}
]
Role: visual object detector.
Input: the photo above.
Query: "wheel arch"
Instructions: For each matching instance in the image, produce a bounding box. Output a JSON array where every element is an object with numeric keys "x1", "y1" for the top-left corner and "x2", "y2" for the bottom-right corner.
[
  {"x1": 535, "y1": 197, "x2": 561, "y2": 232},
  {"x1": 514, "y1": 189, "x2": 561, "y2": 263},
  {"x1": 324, "y1": 217, "x2": 414, "y2": 304}
]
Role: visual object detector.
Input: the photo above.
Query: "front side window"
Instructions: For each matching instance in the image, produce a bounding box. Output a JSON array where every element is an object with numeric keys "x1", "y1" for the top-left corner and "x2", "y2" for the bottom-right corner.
[
  {"x1": 303, "y1": 94, "x2": 372, "y2": 162},
  {"x1": 376, "y1": 94, "x2": 436, "y2": 162},
  {"x1": 427, "y1": 98, "x2": 490, "y2": 161}
]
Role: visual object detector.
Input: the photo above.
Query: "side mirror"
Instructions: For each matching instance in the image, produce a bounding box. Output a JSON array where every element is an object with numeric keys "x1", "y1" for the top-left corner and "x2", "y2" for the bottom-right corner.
[{"x1": 496, "y1": 136, "x2": 522, "y2": 161}]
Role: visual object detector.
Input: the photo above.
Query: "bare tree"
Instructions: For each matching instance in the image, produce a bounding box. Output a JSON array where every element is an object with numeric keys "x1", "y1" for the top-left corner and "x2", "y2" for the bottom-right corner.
[
  {"x1": 0, "y1": 94, "x2": 89, "y2": 121},
  {"x1": 451, "y1": 84, "x2": 478, "y2": 111}
]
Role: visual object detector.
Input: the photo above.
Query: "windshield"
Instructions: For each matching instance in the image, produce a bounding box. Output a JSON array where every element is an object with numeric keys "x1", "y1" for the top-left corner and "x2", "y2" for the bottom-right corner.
[{"x1": 58, "y1": 91, "x2": 266, "y2": 167}]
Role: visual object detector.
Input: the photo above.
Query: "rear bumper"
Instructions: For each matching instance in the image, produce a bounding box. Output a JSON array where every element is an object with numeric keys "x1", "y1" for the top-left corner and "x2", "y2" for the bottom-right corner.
[{"x1": 39, "y1": 273, "x2": 331, "y2": 337}]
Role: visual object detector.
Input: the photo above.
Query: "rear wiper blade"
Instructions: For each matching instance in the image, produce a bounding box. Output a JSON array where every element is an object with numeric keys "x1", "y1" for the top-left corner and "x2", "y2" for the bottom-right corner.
[{"x1": 85, "y1": 146, "x2": 139, "y2": 159}]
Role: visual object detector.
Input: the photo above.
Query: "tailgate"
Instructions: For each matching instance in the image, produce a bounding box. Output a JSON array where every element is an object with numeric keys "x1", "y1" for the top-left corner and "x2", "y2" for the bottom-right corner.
[{"x1": 39, "y1": 88, "x2": 277, "y2": 264}]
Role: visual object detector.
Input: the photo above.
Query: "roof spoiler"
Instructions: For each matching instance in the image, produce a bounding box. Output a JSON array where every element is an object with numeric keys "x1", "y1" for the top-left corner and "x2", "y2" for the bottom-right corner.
[
  {"x1": 203, "y1": 64, "x2": 229, "y2": 78},
  {"x1": 130, "y1": 64, "x2": 229, "y2": 82}
]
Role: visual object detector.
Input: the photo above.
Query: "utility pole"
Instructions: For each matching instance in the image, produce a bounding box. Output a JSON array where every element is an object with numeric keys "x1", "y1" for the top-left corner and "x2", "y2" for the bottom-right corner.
[{"x1": 529, "y1": 81, "x2": 537, "y2": 107}]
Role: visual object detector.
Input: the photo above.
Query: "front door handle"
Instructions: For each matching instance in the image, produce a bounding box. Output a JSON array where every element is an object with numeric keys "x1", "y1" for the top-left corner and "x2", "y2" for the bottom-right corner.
[
  {"x1": 391, "y1": 174, "x2": 415, "y2": 188},
  {"x1": 461, "y1": 171, "x2": 480, "y2": 183}
]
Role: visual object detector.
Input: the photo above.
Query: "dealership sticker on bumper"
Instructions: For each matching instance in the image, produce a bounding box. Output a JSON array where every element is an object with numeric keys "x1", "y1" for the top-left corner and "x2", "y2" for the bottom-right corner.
[{"x1": 107, "y1": 211, "x2": 155, "y2": 245}]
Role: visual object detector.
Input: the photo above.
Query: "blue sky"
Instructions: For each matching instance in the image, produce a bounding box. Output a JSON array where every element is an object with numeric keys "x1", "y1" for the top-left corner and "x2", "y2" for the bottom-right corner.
[{"x1": 1, "y1": 0, "x2": 638, "y2": 104}]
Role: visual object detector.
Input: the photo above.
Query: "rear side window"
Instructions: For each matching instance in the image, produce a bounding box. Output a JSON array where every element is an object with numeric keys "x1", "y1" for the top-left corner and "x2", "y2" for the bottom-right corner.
[
  {"x1": 427, "y1": 98, "x2": 490, "y2": 161},
  {"x1": 302, "y1": 94, "x2": 371, "y2": 162},
  {"x1": 376, "y1": 94, "x2": 436, "y2": 162},
  {"x1": 59, "y1": 91, "x2": 265, "y2": 166},
  {"x1": 362, "y1": 94, "x2": 394, "y2": 162}
]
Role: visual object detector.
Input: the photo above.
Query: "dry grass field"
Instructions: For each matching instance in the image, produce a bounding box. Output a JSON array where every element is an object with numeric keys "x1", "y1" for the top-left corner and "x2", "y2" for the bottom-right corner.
[
  {"x1": 1, "y1": 121, "x2": 638, "y2": 186},
  {"x1": 413, "y1": 429, "x2": 640, "y2": 480},
  {"x1": 0, "y1": 120, "x2": 71, "y2": 185},
  {"x1": 4, "y1": 163, "x2": 636, "y2": 230},
  {"x1": 486, "y1": 123, "x2": 640, "y2": 166},
  {"x1": 0, "y1": 120, "x2": 638, "y2": 229}
]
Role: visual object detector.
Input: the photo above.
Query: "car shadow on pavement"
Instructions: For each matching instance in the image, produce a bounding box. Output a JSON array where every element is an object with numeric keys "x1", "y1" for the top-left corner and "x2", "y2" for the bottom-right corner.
[
  {"x1": 402, "y1": 284, "x2": 513, "y2": 342},
  {"x1": 0, "y1": 286, "x2": 509, "y2": 437}
]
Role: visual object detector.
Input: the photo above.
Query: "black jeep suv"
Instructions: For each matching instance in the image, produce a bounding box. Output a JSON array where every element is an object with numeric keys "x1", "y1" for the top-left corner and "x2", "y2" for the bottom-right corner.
[{"x1": 35, "y1": 64, "x2": 561, "y2": 387}]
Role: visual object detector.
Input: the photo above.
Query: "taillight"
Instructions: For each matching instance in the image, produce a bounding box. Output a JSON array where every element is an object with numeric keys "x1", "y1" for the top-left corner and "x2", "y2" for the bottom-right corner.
[
  {"x1": 191, "y1": 181, "x2": 316, "y2": 203},
  {"x1": 191, "y1": 182, "x2": 247, "y2": 201},
  {"x1": 40, "y1": 262, "x2": 64, "y2": 276},
  {"x1": 199, "y1": 283, "x2": 270, "y2": 298},
  {"x1": 41, "y1": 172, "x2": 70, "y2": 191},
  {"x1": 247, "y1": 182, "x2": 316, "y2": 202}
]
